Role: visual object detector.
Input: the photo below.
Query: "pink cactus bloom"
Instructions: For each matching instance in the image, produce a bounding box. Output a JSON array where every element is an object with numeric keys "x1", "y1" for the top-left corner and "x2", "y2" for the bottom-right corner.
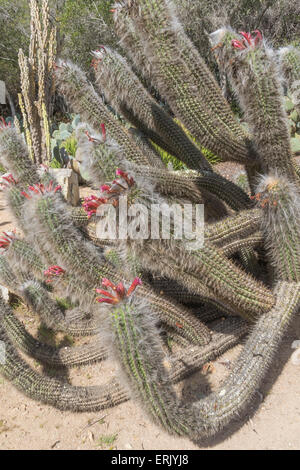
[
  {"x1": 100, "y1": 123, "x2": 106, "y2": 142},
  {"x1": 0, "y1": 231, "x2": 16, "y2": 250},
  {"x1": 0, "y1": 116, "x2": 12, "y2": 130},
  {"x1": 99, "y1": 169, "x2": 135, "y2": 207},
  {"x1": 1, "y1": 173, "x2": 18, "y2": 188},
  {"x1": 21, "y1": 181, "x2": 62, "y2": 199},
  {"x1": 44, "y1": 265, "x2": 65, "y2": 284},
  {"x1": 96, "y1": 277, "x2": 142, "y2": 304},
  {"x1": 82, "y1": 195, "x2": 108, "y2": 218},
  {"x1": 85, "y1": 123, "x2": 106, "y2": 143},
  {"x1": 91, "y1": 46, "x2": 107, "y2": 70},
  {"x1": 232, "y1": 30, "x2": 262, "y2": 49}
]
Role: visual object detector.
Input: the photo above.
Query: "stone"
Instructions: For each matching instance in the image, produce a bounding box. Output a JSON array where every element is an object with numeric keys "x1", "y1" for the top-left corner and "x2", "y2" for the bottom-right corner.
[
  {"x1": 49, "y1": 169, "x2": 80, "y2": 206},
  {"x1": 0, "y1": 285, "x2": 10, "y2": 303}
]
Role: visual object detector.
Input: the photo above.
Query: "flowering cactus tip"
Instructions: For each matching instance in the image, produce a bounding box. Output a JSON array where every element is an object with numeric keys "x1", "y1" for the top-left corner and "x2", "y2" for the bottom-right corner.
[{"x1": 96, "y1": 277, "x2": 142, "y2": 305}]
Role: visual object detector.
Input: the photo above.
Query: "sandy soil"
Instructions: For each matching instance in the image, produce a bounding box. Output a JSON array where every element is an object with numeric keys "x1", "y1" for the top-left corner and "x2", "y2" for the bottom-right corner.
[{"x1": 0, "y1": 182, "x2": 299, "y2": 451}]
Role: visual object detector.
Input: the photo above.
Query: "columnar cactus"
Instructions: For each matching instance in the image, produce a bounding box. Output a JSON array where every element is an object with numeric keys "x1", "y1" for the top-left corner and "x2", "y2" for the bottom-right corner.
[
  {"x1": 0, "y1": 0, "x2": 299, "y2": 444},
  {"x1": 18, "y1": 0, "x2": 56, "y2": 164}
]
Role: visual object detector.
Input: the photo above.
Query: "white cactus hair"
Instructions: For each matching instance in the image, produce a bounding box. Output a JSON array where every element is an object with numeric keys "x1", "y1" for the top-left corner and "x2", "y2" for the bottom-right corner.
[
  {"x1": 75, "y1": 121, "x2": 123, "y2": 187},
  {"x1": 99, "y1": 293, "x2": 179, "y2": 417},
  {"x1": 256, "y1": 172, "x2": 300, "y2": 281}
]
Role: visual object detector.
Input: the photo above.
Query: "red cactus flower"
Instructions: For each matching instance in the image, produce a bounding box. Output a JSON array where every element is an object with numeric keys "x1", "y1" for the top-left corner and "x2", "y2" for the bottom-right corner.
[
  {"x1": 0, "y1": 231, "x2": 16, "y2": 251},
  {"x1": 96, "y1": 277, "x2": 142, "y2": 305},
  {"x1": 44, "y1": 265, "x2": 65, "y2": 284},
  {"x1": 91, "y1": 46, "x2": 107, "y2": 70},
  {"x1": 100, "y1": 169, "x2": 135, "y2": 203},
  {"x1": 100, "y1": 123, "x2": 106, "y2": 142},
  {"x1": 85, "y1": 130, "x2": 99, "y2": 143},
  {"x1": 252, "y1": 30, "x2": 263, "y2": 45},
  {"x1": 82, "y1": 195, "x2": 108, "y2": 218},
  {"x1": 0, "y1": 116, "x2": 12, "y2": 129},
  {"x1": 21, "y1": 181, "x2": 62, "y2": 199},
  {"x1": 85, "y1": 124, "x2": 106, "y2": 144},
  {"x1": 1, "y1": 173, "x2": 18, "y2": 188},
  {"x1": 232, "y1": 30, "x2": 262, "y2": 50}
]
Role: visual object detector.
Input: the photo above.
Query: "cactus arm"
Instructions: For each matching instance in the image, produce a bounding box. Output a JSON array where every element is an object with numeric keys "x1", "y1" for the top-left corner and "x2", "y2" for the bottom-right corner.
[
  {"x1": 127, "y1": 164, "x2": 252, "y2": 211},
  {"x1": 257, "y1": 175, "x2": 300, "y2": 282},
  {"x1": 93, "y1": 47, "x2": 212, "y2": 171},
  {"x1": 279, "y1": 46, "x2": 300, "y2": 113},
  {"x1": 169, "y1": 316, "x2": 249, "y2": 383},
  {"x1": 221, "y1": 233, "x2": 263, "y2": 257},
  {"x1": 0, "y1": 298, "x2": 128, "y2": 411},
  {"x1": 187, "y1": 282, "x2": 300, "y2": 437},
  {"x1": 138, "y1": 240, "x2": 274, "y2": 321},
  {"x1": 0, "y1": 128, "x2": 39, "y2": 185},
  {"x1": 108, "y1": 297, "x2": 189, "y2": 435},
  {"x1": 3, "y1": 309, "x2": 107, "y2": 367},
  {"x1": 204, "y1": 208, "x2": 263, "y2": 248},
  {"x1": 212, "y1": 29, "x2": 295, "y2": 179},
  {"x1": 21, "y1": 281, "x2": 102, "y2": 337},
  {"x1": 122, "y1": 0, "x2": 254, "y2": 164},
  {"x1": 54, "y1": 61, "x2": 150, "y2": 166},
  {"x1": 128, "y1": 128, "x2": 166, "y2": 168}
]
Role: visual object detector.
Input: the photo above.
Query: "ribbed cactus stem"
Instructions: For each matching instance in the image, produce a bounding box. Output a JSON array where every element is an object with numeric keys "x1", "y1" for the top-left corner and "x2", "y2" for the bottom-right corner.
[
  {"x1": 204, "y1": 208, "x2": 263, "y2": 248},
  {"x1": 0, "y1": 297, "x2": 128, "y2": 411},
  {"x1": 104, "y1": 279, "x2": 300, "y2": 438},
  {"x1": 188, "y1": 282, "x2": 300, "y2": 437},
  {"x1": 135, "y1": 239, "x2": 274, "y2": 320},
  {"x1": 26, "y1": 193, "x2": 113, "y2": 283},
  {"x1": 128, "y1": 128, "x2": 170, "y2": 168},
  {"x1": 122, "y1": 0, "x2": 254, "y2": 164},
  {"x1": 257, "y1": 174, "x2": 300, "y2": 282},
  {"x1": 211, "y1": 29, "x2": 295, "y2": 179},
  {"x1": 21, "y1": 280, "x2": 102, "y2": 336},
  {"x1": 75, "y1": 124, "x2": 123, "y2": 184},
  {"x1": 279, "y1": 46, "x2": 300, "y2": 113},
  {"x1": 0, "y1": 128, "x2": 39, "y2": 185},
  {"x1": 3, "y1": 308, "x2": 107, "y2": 367},
  {"x1": 127, "y1": 164, "x2": 252, "y2": 211},
  {"x1": 107, "y1": 296, "x2": 189, "y2": 435},
  {"x1": 93, "y1": 46, "x2": 212, "y2": 171},
  {"x1": 113, "y1": 2, "x2": 155, "y2": 88},
  {"x1": 54, "y1": 61, "x2": 149, "y2": 166},
  {"x1": 170, "y1": 316, "x2": 249, "y2": 383}
]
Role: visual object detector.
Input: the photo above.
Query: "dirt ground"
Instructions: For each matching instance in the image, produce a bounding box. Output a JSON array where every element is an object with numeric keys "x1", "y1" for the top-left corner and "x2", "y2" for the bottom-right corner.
[{"x1": 0, "y1": 173, "x2": 299, "y2": 451}]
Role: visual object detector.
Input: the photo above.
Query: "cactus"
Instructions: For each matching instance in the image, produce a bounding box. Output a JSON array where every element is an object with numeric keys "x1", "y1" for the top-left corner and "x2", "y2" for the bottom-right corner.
[
  {"x1": 18, "y1": 0, "x2": 56, "y2": 164},
  {"x1": 0, "y1": 0, "x2": 299, "y2": 444},
  {"x1": 210, "y1": 28, "x2": 296, "y2": 180}
]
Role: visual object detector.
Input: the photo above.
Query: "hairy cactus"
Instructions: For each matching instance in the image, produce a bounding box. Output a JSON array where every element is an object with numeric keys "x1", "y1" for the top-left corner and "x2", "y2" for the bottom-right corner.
[
  {"x1": 210, "y1": 28, "x2": 296, "y2": 180},
  {"x1": 0, "y1": 0, "x2": 299, "y2": 445}
]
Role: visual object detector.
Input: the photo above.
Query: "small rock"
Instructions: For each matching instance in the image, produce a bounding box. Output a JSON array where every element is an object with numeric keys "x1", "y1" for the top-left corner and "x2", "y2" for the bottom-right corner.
[
  {"x1": 49, "y1": 169, "x2": 79, "y2": 206},
  {"x1": 291, "y1": 348, "x2": 300, "y2": 366}
]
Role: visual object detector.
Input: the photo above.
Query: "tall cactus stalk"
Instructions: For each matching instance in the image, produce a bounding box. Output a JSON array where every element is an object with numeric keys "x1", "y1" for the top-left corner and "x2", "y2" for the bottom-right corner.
[{"x1": 18, "y1": 0, "x2": 56, "y2": 164}]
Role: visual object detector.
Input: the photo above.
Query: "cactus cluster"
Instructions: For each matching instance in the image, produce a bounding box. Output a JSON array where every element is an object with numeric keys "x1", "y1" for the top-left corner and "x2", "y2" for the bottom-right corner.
[{"x1": 0, "y1": 0, "x2": 299, "y2": 443}]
